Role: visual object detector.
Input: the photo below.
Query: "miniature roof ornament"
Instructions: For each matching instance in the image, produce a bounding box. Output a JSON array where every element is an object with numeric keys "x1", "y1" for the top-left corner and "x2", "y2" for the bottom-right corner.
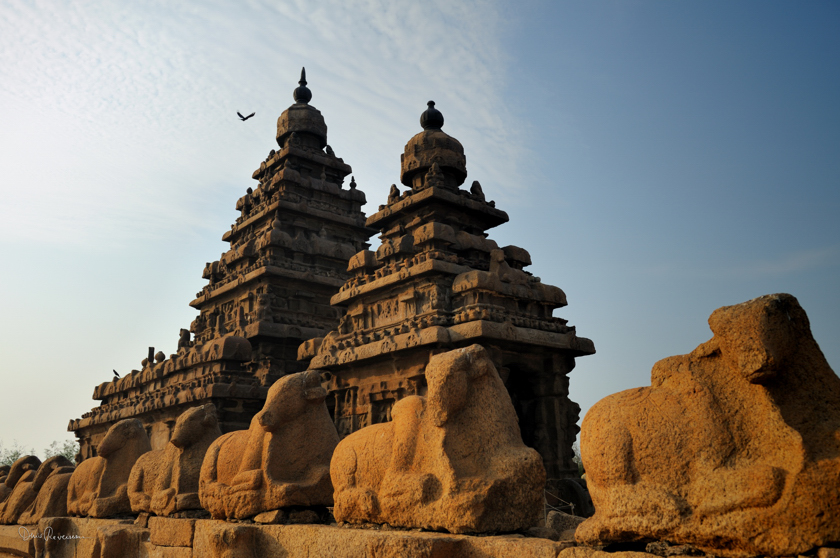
[
  {"x1": 401, "y1": 100, "x2": 466, "y2": 188},
  {"x1": 420, "y1": 100, "x2": 444, "y2": 130},
  {"x1": 293, "y1": 67, "x2": 312, "y2": 104},
  {"x1": 277, "y1": 68, "x2": 327, "y2": 148}
]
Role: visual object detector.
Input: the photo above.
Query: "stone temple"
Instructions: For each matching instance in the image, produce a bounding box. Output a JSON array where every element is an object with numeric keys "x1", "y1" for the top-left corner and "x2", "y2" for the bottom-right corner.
[
  {"x1": 299, "y1": 100, "x2": 595, "y2": 480},
  {"x1": 68, "y1": 70, "x2": 374, "y2": 459}
]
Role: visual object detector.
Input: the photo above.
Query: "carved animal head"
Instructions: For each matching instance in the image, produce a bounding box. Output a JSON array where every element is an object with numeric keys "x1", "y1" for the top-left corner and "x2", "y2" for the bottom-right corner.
[
  {"x1": 255, "y1": 370, "x2": 327, "y2": 432},
  {"x1": 3, "y1": 456, "x2": 41, "y2": 489},
  {"x1": 97, "y1": 419, "x2": 147, "y2": 458},
  {"x1": 426, "y1": 344, "x2": 495, "y2": 427},
  {"x1": 171, "y1": 404, "x2": 219, "y2": 448},
  {"x1": 709, "y1": 293, "x2": 804, "y2": 384},
  {"x1": 31, "y1": 455, "x2": 74, "y2": 492}
]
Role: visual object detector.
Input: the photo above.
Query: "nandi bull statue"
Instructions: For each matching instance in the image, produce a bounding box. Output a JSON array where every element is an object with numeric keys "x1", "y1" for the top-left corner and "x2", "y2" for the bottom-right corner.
[
  {"x1": 199, "y1": 370, "x2": 338, "y2": 519},
  {"x1": 331, "y1": 344, "x2": 545, "y2": 533},
  {"x1": 67, "y1": 418, "x2": 151, "y2": 517},
  {"x1": 129, "y1": 403, "x2": 221, "y2": 516}
]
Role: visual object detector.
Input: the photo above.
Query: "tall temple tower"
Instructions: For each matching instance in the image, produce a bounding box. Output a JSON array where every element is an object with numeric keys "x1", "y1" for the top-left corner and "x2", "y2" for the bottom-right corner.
[
  {"x1": 300, "y1": 101, "x2": 595, "y2": 480},
  {"x1": 69, "y1": 70, "x2": 374, "y2": 458}
]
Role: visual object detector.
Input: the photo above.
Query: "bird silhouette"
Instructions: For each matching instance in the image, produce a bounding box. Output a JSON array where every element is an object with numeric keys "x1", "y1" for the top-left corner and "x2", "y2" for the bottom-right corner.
[
  {"x1": 113, "y1": 369, "x2": 120, "y2": 379},
  {"x1": 237, "y1": 111, "x2": 255, "y2": 121}
]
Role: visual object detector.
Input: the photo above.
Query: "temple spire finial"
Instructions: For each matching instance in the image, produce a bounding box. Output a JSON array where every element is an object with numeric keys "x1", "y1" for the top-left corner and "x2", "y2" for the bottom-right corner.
[
  {"x1": 293, "y1": 67, "x2": 312, "y2": 104},
  {"x1": 420, "y1": 100, "x2": 444, "y2": 130}
]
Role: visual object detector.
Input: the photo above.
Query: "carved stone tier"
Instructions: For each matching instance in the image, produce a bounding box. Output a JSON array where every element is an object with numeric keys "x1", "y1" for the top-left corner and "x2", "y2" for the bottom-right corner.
[
  {"x1": 70, "y1": 69, "x2": 374, "y2": 460},
  {"x1": 300, "y1": 101, "x2": 595, "y2": 480}
]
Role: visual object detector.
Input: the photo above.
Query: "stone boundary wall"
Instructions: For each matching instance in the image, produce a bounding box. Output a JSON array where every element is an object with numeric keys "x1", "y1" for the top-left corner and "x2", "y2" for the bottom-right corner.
[
  {"x1": 3, "y1": 519, "x2": 839, "y2": 558},
  {"x1": 0, "y1": 518, "x2": 573, "y2": 558}
]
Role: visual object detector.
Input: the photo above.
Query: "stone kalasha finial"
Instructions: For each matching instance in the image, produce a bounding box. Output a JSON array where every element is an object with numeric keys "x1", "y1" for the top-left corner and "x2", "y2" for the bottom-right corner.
[
  {"x1": 420, "y1": 100, "x2": 443, "y2": 130},
  {"x1": 293, "y1": 67, "x2": 312, "y2": 104}
]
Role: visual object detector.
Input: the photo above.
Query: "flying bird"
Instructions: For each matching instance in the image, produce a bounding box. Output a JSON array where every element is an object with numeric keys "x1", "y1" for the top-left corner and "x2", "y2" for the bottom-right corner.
[
  {"x1": 237, "y1": 111, "x2": 255, "y2": 121},
  {"x1": 113, "y1": 369, "x2": 120, "y2": 379}
]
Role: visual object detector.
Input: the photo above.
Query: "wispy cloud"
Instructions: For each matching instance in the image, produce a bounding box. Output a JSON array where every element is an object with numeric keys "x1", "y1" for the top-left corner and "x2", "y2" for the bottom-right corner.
[{"x1": 0, "y1": 0, "x2": 521, "y2": 247}]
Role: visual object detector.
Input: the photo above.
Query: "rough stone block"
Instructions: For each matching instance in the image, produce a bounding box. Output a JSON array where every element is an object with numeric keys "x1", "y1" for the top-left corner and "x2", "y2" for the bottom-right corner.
[
  {"x1": 145, "y1": 542, "x2": 194, "y2": 558},
  {"x1": 149, "y1": 516, "x2": 195, "y2": 547},
  {"x1": 192, "y1": 521, "x2": 567, "y2": 558},
  {"x1": 0, "y1": 524, "x2": 35, "y2": 557},
  {"x1": 559, "y1": 548, "x2": 659, "y2": 558}
]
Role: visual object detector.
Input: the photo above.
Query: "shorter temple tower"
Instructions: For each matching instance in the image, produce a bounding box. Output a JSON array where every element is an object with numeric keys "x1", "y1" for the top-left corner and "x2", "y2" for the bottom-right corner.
[
  {"x1": 69, "y1": 70, "x2": 374, "y2": 459},
  {"x1": 300, "y1": 101, "x2": 595, "y2": 480}
]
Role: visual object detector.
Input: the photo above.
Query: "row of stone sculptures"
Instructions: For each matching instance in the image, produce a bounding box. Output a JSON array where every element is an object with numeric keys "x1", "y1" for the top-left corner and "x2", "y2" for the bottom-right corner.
[
  {"x1": 0, "y1": 344, "x2": 543, "y2": 534},
  {"x1": 2, "y1": 293, "x2": 838, "y2": 557}
]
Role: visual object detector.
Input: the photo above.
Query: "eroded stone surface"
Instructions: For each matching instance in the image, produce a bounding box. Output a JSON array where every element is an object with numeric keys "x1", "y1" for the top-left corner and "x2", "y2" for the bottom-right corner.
[
  {"x1": 128, "y1": 404, "x2": 221, "y2": 516},
  {"x1": 192, "y1": 520, "x2": 568, "y2": 558},
  {"x1": 199, "y1": 370, "x2": 338, "y2": 519},
  {"x1": 0, "y1": 456, "x2": 40, "y2": 507},
  {"x1": 332, "y1": 344, "x2": 545, "y2": 533},
  {"x1": 148, "y1": 516, "x2": 195, "y2": 547},
  {"x1": 0, "y1": 455, "x2": 74, "y2": 525},
  {"x1": 67, "y1": 419, "x2": 151, "y2": 518},
  {"x1": 578, "y1": 293, "x2": 840, "y2": 557}
]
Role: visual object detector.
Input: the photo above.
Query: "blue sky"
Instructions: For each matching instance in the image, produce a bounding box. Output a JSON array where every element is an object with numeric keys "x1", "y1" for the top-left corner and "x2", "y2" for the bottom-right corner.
[{"x1": 1, "y1": 0, "x2": 838, "y2": 456}]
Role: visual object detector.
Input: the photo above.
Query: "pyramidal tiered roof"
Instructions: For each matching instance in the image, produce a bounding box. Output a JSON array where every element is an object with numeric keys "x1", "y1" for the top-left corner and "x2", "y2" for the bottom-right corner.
[
  {"x1": 69, "y1": 70, "x2": 374, "y2": 458},
  {"x1": 189, "y1": 68, "x2": 373, "y2": 371},
  {"x1": 300, "y1": 101, "x2": 595, "y2": 479}
]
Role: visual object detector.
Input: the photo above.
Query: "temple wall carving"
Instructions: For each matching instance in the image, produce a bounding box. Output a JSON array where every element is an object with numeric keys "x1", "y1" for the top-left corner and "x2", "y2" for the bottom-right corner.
[{"x1": 69, "y1": 72, "x2": 374, "y2": 461}]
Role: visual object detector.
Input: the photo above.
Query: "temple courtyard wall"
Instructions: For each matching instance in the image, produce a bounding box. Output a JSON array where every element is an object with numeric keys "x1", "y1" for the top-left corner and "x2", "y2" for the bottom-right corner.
[{"x1": 3, "y1": 520, "x2": 839, "y2": 558}]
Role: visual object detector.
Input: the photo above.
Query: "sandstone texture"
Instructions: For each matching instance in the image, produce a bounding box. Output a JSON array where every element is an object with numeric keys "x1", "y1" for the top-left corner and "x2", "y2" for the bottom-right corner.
[
  {"x1": 0, "y1": 455, "x2": 41, "y2": 524},
  {"x1": 0, "y1": 456, "x2": 74, "y2": 525},
  {"x1": 67, "y1": 418, "x2": 151, "y2": 517},
  {"x1": 199, "y1": 370, "x2": 338, "y2": 519},
  {"x1": 192, "y1": 521, "x2": 570, "y2": 558},
  {"x1": 578, "y1": 293, "x2": 840, "y2": 556},
  {"x1": 0, "y1": 456, "x2": 40, "y2": 507},
  {"x1": 332, "y1": 344, "x2": 545, "y2": 533},
  {"x1": 17, "y1": 463, "x2": 75, "y2": 524},
  {"x1": 128, "y1": 403, "x2": 221, "y2": 516}
]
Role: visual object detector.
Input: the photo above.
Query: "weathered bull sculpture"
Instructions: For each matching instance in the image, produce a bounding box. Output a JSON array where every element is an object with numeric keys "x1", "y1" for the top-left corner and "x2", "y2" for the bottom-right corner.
[
  {"x1": 0, "y1": 455, "x2": 74, "y2": 524},
  {"x1": 129, "y1": 403, "x2": 221, "y2": 515},
  {"x1": 17, "y1": 455, "x2": 76, "y2": 524},
  {"x1": 67, "y1": 418, "x2": 151, "y2": 517},
  {"x1": 199, "y1": 370, "x2": 338, "y2": 519},
  {"x1": 331, "y1": 344, "x2": 545, "y2": 533},
  {"x1": 578, "y1": 293, "x2": 840, "y2": 557},
  {"x1": 0, "y1": 455, "x2": 40, "y2": 506}
]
